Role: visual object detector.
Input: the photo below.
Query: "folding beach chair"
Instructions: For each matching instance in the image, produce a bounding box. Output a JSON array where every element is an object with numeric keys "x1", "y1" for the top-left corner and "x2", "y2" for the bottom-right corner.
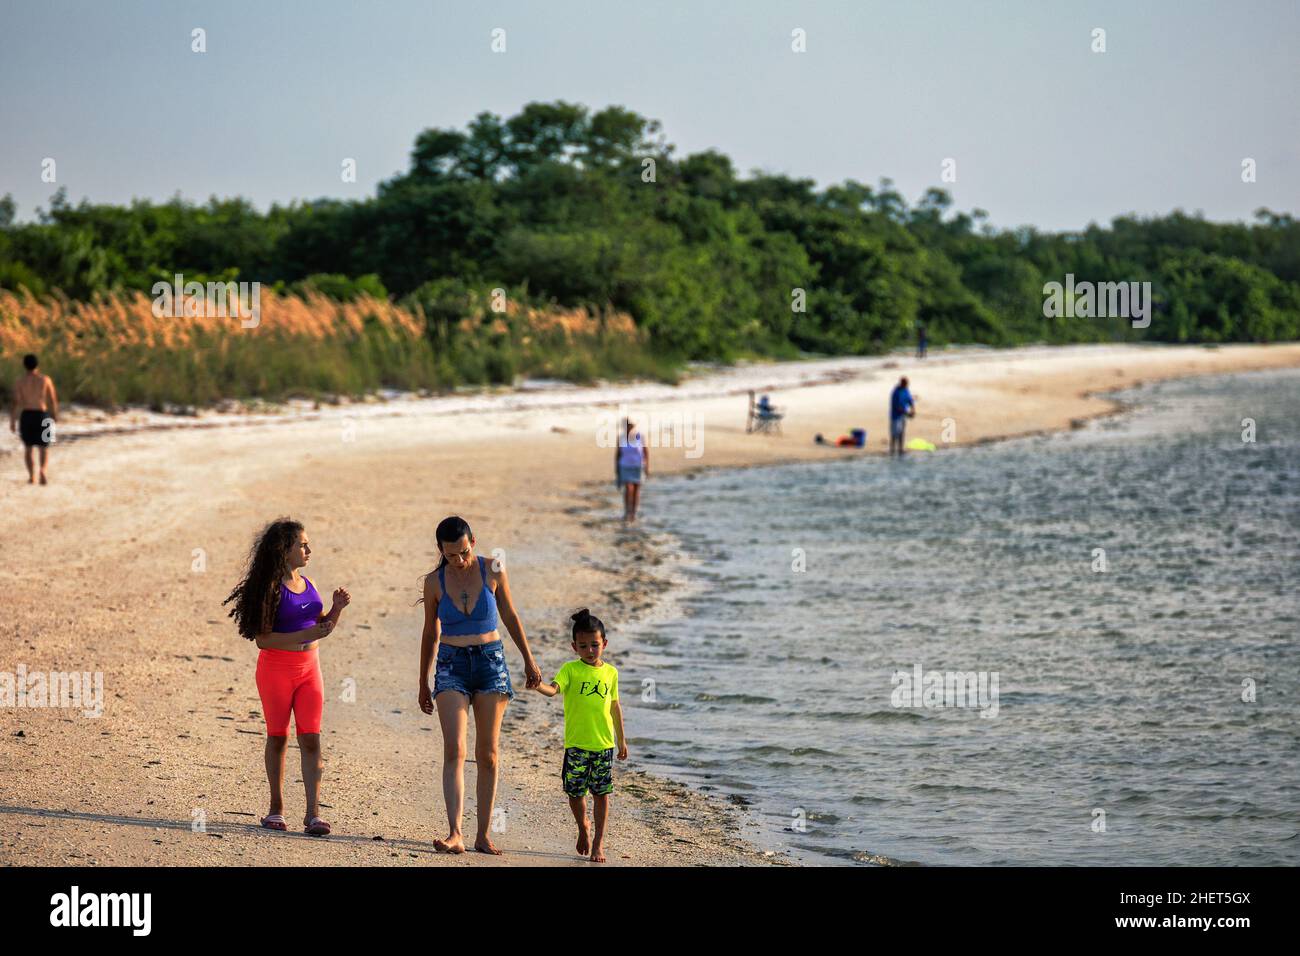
[{"x1": 747, "y1": 390, "x2": 784, "y2": 435}]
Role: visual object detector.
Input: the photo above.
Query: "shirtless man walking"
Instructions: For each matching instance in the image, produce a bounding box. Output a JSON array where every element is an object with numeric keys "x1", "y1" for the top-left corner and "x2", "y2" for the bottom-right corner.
[{"x1": 9, "y1": 354, "x2": 58, "y2": 484}]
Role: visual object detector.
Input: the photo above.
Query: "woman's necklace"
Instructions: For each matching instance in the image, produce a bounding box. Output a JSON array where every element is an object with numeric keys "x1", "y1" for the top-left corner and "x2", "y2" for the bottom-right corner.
[{"x1": 450, "y1": 563, "x2": 471, "y2": 613}]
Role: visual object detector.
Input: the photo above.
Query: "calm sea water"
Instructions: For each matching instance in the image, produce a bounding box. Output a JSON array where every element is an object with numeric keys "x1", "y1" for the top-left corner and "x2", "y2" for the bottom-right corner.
[{"x1": 620, "y1": 368, "x2": 1300, "y2": 865}]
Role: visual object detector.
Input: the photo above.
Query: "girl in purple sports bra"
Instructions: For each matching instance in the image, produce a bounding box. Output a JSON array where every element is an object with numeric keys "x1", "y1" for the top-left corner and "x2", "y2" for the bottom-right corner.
[{"x1": 224, "y1": 518, "x2": 350, "y2": 837}]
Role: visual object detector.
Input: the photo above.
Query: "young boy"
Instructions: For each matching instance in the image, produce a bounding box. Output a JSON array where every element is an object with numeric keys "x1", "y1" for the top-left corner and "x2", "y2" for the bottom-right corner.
[{"x1": 533, "y1": 608, "x2": 628, "y2": 862}]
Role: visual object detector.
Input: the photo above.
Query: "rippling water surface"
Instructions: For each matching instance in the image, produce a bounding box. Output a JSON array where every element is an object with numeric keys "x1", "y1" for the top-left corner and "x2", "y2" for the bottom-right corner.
[{"x1": 620, "y1": 369, "x2": 1300, "y2": 865}]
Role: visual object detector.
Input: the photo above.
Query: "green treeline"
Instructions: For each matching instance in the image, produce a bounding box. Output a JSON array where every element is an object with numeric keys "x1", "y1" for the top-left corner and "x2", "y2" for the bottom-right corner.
[{"x1": 2, "y1": 100, "x2": 1298, "y2": 368}]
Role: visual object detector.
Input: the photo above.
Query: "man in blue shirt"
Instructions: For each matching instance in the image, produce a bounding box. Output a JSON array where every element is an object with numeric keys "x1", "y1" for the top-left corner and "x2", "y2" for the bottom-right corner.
[{"x1": 889, "y1": 376, "x2": 915, "y2": 457}]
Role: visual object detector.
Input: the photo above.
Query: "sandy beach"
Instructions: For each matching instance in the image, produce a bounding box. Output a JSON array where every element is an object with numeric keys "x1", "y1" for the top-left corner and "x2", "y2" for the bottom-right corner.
[{"x1": 3, "y1": 341, "x2": 1299, "y2": 867}]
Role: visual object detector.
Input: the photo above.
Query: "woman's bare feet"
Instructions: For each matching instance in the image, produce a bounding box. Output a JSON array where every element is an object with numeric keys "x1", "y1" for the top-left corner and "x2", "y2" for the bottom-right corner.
[
  {"x1": 473, "y1": 836, "x2": 503, "y2": 855},
  {"x1": 589, "y1": 841, "x2": 606, "y2": 863},
  {"x1": 576, "y1": 824, "x2": 590, "y2": 856},
  {"x1": 434, "y1": 834, "x2": 466, "y2": 854}
]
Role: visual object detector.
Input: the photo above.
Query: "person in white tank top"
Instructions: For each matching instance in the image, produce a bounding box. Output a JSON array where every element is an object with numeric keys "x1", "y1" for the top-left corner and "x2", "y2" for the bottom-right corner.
[{"x1": 614, "y1": 418, "x2": 649, "y2": 522}]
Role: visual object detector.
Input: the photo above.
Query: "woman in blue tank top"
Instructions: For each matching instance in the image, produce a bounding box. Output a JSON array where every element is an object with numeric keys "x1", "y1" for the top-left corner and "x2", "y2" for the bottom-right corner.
[{"x1": 417, "y1": 515, "x2": 542, "y2": 855}]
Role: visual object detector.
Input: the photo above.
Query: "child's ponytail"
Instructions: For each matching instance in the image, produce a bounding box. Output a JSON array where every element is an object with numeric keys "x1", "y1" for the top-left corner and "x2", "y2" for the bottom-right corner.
[{"x1": 570, "y1": 607, "x2": 607, "y2": 641}]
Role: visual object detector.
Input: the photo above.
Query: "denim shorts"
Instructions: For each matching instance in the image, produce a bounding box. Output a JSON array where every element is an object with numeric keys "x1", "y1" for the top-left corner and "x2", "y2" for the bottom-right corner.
[
  {"x1": 434, "y1": 640, "x2": 514, "y2": 701},
  {"x1": 890, "y1": 416, "x2": 907, "y2": 439}
]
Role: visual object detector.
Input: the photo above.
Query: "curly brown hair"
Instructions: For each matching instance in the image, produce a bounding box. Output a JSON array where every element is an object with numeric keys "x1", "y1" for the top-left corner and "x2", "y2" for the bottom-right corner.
[{"x1": 223, "y1": 518, "x2": 303, "y2": 640}]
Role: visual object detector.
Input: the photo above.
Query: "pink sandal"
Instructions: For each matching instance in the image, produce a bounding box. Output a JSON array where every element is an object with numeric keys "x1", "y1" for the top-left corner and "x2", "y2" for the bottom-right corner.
[
  {"x1": 304, "y1": 816, "x2": 332, "y2": 836},
  {"x1": 259, "y1": 814, "x2": 288, "y2": 831}
]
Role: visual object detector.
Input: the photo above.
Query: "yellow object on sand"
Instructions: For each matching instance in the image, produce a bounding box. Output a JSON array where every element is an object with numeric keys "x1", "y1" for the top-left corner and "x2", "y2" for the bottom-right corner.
[{"x1": 905, "y1": 438, "x2": 936, "y2": 451}]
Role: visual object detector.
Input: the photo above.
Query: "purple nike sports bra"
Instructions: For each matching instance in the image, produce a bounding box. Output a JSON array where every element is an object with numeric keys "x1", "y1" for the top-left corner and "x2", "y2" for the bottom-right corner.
[{"x1": 274, "y1": 576, "x2": 323, "y2": 633}]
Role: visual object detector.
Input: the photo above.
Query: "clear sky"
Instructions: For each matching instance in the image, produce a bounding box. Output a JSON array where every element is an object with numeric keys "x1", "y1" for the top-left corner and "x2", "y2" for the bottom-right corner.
[{"x1": 2, "y1": 0, "x2": 1296, "y2": 231}]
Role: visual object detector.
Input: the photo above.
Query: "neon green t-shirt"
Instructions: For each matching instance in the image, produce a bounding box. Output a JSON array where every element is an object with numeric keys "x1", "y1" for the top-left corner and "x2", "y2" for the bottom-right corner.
[{"x1": 553, "y1": 659, "x2": 619, "y2": 752}]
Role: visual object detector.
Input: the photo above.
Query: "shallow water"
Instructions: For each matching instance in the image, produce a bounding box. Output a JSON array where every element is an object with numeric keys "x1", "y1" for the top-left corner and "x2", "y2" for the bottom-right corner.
[{"x1": 621, "y1": 369, "x2": 1300, "y2": 865}]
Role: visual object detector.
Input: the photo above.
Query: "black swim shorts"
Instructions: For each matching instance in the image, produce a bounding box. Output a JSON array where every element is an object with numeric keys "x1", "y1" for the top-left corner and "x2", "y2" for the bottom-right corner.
[{"x1": 19, "y1": 410, "x2": 53, "y2": 448}]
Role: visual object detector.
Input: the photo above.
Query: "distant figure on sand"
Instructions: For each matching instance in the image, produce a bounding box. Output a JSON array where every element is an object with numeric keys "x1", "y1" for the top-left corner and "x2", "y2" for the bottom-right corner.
[
  {"x1": 417, "y1": 515, "x2": 542, "y2": 855},
  {"x1": 223, "y1": 518, "x2": 351, "y2": 837},
  {"x1": 615, "y1": 418, "x2": 649, "y2": 522},
  {"x1": 889, "y1": 376, "x2": 916, "y2": 458},
  {"x1": 10, "y1": 354, "x2": 58, "y2": 484},
  {"x1": 916, "y1": 324, "x2": 928, "y2": 359},
  {"x1": 532, "y1": 608, "x2": 627, "y2": 863}
]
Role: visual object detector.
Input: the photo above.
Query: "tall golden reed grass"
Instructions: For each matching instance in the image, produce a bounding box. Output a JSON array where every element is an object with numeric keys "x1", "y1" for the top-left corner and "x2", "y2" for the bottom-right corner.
[
  {"x1": 0, "y1": 287, "x2": 424, "y2": 356},
  {"x1": 0, "y1": 286, "x2": 661, "y2": 408}
]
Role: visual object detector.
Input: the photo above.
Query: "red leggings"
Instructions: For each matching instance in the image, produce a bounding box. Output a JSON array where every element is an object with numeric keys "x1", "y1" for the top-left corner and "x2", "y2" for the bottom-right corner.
[{"x1": 255, "y1": 647, "x2": 324, "y2": 736}]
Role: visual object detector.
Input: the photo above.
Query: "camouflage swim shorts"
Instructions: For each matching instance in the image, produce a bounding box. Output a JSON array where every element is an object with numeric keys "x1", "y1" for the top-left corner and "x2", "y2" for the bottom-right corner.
[{"x1": 561, "y1": 747, "x2": 614, "y2": 798}]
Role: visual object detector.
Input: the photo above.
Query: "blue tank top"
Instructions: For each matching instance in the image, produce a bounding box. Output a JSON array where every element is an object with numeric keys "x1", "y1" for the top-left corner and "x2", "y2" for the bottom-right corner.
[{"x1": 437, "y1": 556, "x2": 499, "y2": 636}]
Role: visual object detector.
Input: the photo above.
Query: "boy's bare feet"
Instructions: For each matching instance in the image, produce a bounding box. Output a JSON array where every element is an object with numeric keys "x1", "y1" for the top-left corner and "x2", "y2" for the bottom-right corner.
[
  {"x1": 576, "y1": 823, "x2": 590, "y2": 856},
  {"x1": 473, "y1": 837, "x2": 503, "y2": 855},
  {"x1": 39, "y1": 472, "x2": 47, "y2": 485},
  {"x1": 589, "y1": 842, "x2": 606, "y2": 863},
  {"x1": 434, "y1": 834, "x2": 466, "y2": 854}
]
